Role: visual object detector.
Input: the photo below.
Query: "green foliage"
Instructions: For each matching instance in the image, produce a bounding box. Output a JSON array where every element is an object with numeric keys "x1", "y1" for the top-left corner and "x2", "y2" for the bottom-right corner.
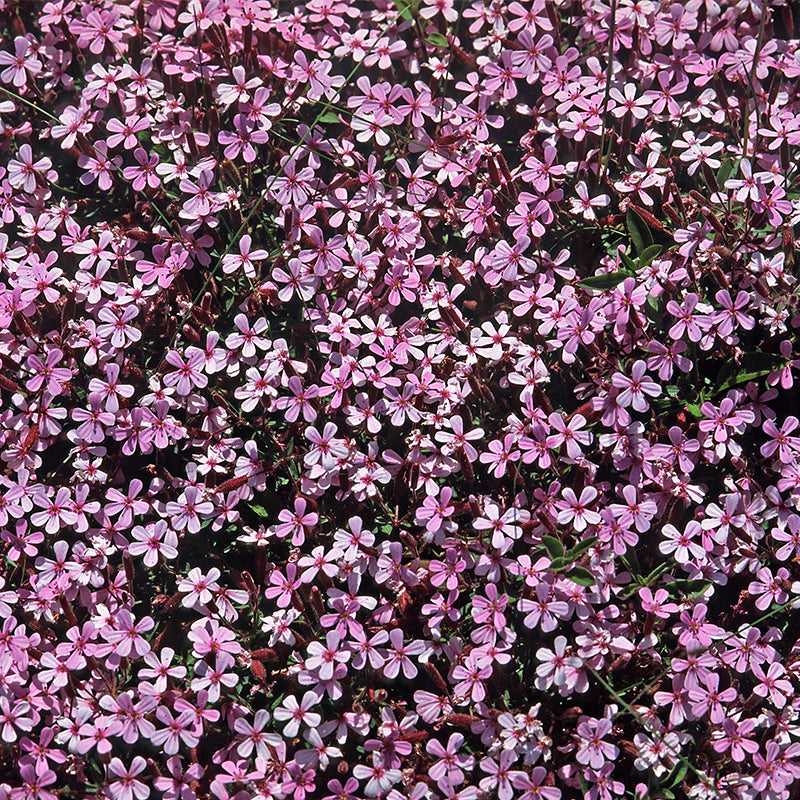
[
  {"x1": 715, "y1": 351, "x2": 786, "y2": 393},
  {"x1": 425, "y1": 32, "x2": 449, "y2": 47},
  {"x1": 627, "y1": 207, "x2": 654, "y2": 255},
  {"x1": 578, "y1": 271, "x2": 632, "y2": 290}
]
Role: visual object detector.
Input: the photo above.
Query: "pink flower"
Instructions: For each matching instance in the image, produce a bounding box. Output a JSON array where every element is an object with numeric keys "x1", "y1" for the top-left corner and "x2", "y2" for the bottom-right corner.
[
  {"x1": 138, "y1": 647, "x2": 187, "y2": 690},
  {"x1": 383, "y1": 628, "x2": 425, "y2": 680},
  {"x1": 31, "y1": 487, "x2": 77, "y2": 534},
  {"x1": 275, "y1": 497, "x2": 319, "y2": 546},
  {"x1": 122, "y1": 147, "x2": 161, "y2": 191},
  {"x1": 672, "y1": 603, "x2": 723, "y2": 652},
  {"x1": 452, "y1": 653, "x2": 493, "y2": 702},
  {"x1": 179, "y1": 567, "x2": 221, "y2": 610},
  {"x1": 415, "y1": 487, "x2": 455, "y2": 535},
  {"x1": 557, "y1": 486, "x2": 601, "y2": 532},
  {"x1": 77, "y1": 141, "x2": 121, "y2": 190},
  {"x1": 479, "y1": 434, "x2": 520, "y2": 478},
  {"x1": 547, "y1": 412, "x2": 592, "y2": 459},
  {"x1": 638, "y1": 588, "x2": 678, "y2": 619},
  {"x1": 107, "y1": 756, "x2": 149, "y2": 800},
  {"x1": 165, "y1": 486, "x2": 214, "y2": 534},
  {"x1": 713, "y1": 289, "x2": 755, "y2": 336},
  {"x1": 164, "y1": 349, "x2": 208, "y2": 396},
  {"x1": 712, "y1": 718, "x2": 759, "y2": 762},
  {"x1": 610, "y1": 361, "x2": 661, "y2": 412},
  {"x1": 687, "y1": 674, "x2": 738, "y2": 723},
  {"x1": 153, "y1": 757, "x2": 204, "y2": 800},
  {"x1": 97, "y1": 305, "x2": 141, "y2": 349},
  {"x1": 748, "y1": 566, "x2": 790, "y2": 611},
  {"x1": 427, "y1": 733, "x2": 474, "y2": 785},
  {"x1": 0, "y1": 37, "x2": 41, "y2": 87},
  {"x1": 570, "y1": 181, "x2": 609, "y2": 221},
  {"x1": 103, "y1": 609, "x2": 154, "y2": 658},
  {"x1": 273, "y1": 691, "x2": 321, "y2": 737},
  {"x1": 128, "y1": 521, "x2": 179, "y2": 567},
  {"x1": 513, "y1": 767, "x2": 562, "y2": 800},
  {"x1": 659, "y1": 521, "x2": 707, "y2": 565},
  {"x1": 761, "y1": 416, "x2": 800, "y2": 463},
  {"x1": 575, "y1": 717, "x2": 618, "y2": 769},
  {"x1": 265, "y1": 563, "x2": 301, "y2": 608},
  {"x1": 221, "y1": 235, "x2": 269, "y2": 277},
  {"x1": 13, "y1": 764, "x2": 57, "y2": 800},
  {"x1": 520, "y1": 582, "x2": 571, "y2": 633},
  {"x1": 151, "y1": 708, "x2": 199, "y2": 755},
  {"x1": 7, "y1": 144, "x2": 53, "y2": 193},
  {"x1": 352, "y1": 758, "x2": 402, "y2": 797},
  {"x1": 463, "y1": 189, "x2": 496, "y2": 234},
  {"x1": 275, "y1": 376, "x2": 320, "y2": 423},
  {"x1": 478, "y1": 751, "x2": 517, "y2": 800}
]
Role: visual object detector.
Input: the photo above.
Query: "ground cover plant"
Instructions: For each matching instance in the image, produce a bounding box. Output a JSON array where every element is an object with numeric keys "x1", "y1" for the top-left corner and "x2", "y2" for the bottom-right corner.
[{"x1": 3, "y1": 0, "x2": 800, "y2": 798}]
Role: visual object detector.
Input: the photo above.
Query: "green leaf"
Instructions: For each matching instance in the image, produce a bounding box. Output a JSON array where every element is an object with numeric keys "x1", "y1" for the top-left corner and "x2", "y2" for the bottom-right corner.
[
  {"x1": 643, "y1": 562, "x2": 671, "y2": 584},
  {"x1": 564, "y1": 536, "x2": 597, "y2": 560},
  {"x1": 715, "y1": 351, "x2": 786, "y2": 393},
  {"x1": 425, "y1": 32, "x2": 449, "y2": 47},
  {"x1": 668, "y1": 762, "x2": 690, "y2": 788},
  {"x1": 619, "y1": 250, "x2": 637, "y2": 272},
  {"x1": 548, "y1": 556, "x2": 570, "y2": 571},
  {"x1": 663, "y1": 578, "x2": 712, "y2": 596},
  {"x1": 568, "y1": 567, "x2": 596, "y2": 586},
  {"x1": 624, "y1": 547, "x2": 643, "y2": 577},
  {"x1": 639, "y1": 244, "x2": 662, "y2": 267},
  {"x1": 316, "y1": 111, "x2": 340, "y2": 125},
  {"x1": 648, "y1": 296, "x2": 659, "y2": 310},
  {"x1": 685, "y1": 402, "x2": 704, "y2": 419},
  {"x1": 685, "y1": 580, "x2": 712, "y2": 595},
  {"x1": 578, "y1": 271, "x2": 631, "y2": 290},
  {"x1": 251, "y1": 504, "x2": 270, "y2": 518},
  {"x1": 396, "y1": 0, "x2": 418, "y2": 19},
  {"x1": 716, "y1": 157, "x2": 738, "y2": 189},
  {"x1": 627, "y1": 206, "x2": 654, "y2": 255},
  {"x1": 542, "y1": 535, "x2": 565, "y2": 559},
  {"x1": 643, "y1": 293, "x2": 661, "y2": 324}
]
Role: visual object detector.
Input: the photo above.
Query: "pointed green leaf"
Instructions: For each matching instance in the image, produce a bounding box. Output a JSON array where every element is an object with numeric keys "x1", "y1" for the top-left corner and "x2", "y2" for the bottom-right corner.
[
  {"x1": 578, "y1": 272, "x2": 632, "y2": 290},
  {"x1": 625, "y1": 547, "x2": 643, "y2": 576},
  {"x1": 668, "y1": 762, "x2": 690, "y2": 788},
  {"x1": 716, "y1": 157, "x2": 738, "y2": 189},
  {"x1": 639, "y1": 244, "x2": 662, "y2": 267},
  {"x1": 715, "y1": 351, "x2": 786, "y2": 393},
  {"x1": 396, "y1": 0, "x2": 418, "y2": 19},
  {"x1": 425, "y1": 32, "x2": 449, "y2": 47},
  {"x1": 542, "y1": 535, "x2": 565, "y2": 559},
  {"x1": 685, "y1": 402, "x2": 703, "y2": 418},
  {"x1": 565, "y1": 536, "x2": 597, "y2": 560},
  {"x1": 627, "y1": 206, "x2": 654, "y2": 255},
  {"x1": 568, "y1": 567, "x2": 596, "y2": 587},
  {"x1": 644, "y1": 562, "x2": 672, "y2": 583},
  {"x1": 619, "y1": 250, "x2": 637, "y2": 272}
]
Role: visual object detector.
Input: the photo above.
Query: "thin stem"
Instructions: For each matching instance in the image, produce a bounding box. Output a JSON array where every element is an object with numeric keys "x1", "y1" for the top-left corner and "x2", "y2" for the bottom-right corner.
[
  {"x1": 741, "y1": 0, "x2": 769, "y2": 159},
  {"x1": 598, "y1": 0, "x2": 618, "y2": 185}
]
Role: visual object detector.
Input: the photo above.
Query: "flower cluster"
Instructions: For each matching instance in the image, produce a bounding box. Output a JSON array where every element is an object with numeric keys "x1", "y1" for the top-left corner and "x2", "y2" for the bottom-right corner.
[{"x1": 1, "y1": 1, "x2": 800, "y2": 800}]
